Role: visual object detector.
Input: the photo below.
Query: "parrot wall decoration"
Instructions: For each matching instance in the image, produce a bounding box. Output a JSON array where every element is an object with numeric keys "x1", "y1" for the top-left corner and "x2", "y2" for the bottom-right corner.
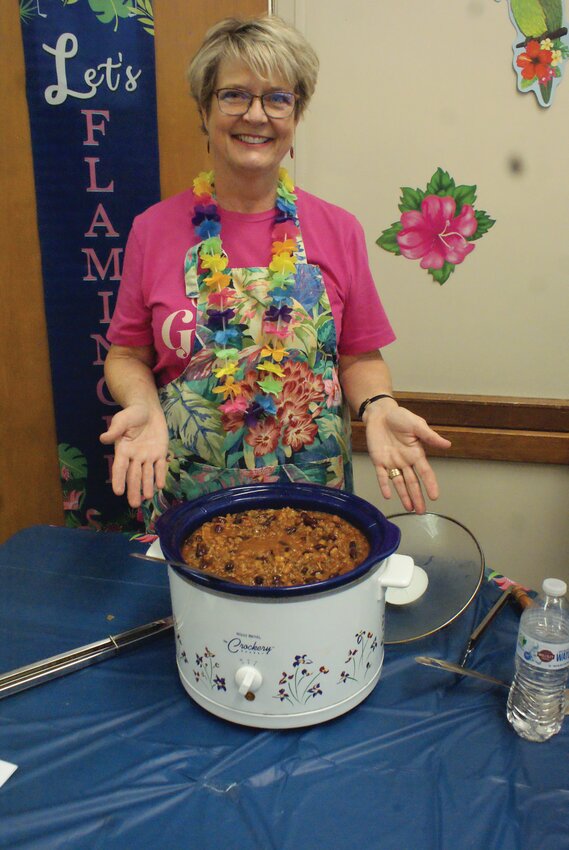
[{"x1": 500, "y1": 0, "x2": 569, "y2": 106}]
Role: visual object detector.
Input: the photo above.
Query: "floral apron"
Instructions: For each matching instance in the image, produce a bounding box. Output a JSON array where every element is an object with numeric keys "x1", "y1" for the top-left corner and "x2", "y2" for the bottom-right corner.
[{"x1": 145, "y1": 181, "x2": 353, "y2": 528}]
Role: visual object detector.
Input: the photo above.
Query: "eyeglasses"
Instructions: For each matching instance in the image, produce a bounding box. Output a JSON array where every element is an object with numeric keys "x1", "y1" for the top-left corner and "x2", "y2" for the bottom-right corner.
[{"x1": 214, "y1": 88, "x2": 297, "y2": 119}]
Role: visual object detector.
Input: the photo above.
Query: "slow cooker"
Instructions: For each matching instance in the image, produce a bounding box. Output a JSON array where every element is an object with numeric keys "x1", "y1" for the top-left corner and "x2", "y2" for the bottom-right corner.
[{"x1": 156, "y1": 484, "x2": 415, "y2": 729}]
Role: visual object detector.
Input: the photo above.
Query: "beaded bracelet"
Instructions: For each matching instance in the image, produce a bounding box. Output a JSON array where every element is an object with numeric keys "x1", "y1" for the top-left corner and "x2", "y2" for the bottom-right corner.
[{"x1": 357, "y1": 394, "x2": 395, "y2": 421}]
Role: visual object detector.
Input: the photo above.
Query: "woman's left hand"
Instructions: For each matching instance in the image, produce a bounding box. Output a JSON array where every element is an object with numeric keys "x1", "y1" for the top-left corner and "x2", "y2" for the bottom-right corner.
[{"x1": 364, "y1": 402, "x2": 452, "y2": 514}]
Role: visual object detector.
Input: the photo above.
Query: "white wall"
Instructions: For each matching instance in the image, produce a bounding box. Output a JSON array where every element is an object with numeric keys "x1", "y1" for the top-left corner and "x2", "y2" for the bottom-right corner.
[{"x1": 277, "y1": 0, "x2": 569, "y2": 587}]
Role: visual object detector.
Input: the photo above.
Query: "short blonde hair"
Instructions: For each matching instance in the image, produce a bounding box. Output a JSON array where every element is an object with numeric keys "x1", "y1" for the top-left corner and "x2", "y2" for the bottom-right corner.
[{"x1": 188, "y1": 16, "x2": 319, "y2": 119}]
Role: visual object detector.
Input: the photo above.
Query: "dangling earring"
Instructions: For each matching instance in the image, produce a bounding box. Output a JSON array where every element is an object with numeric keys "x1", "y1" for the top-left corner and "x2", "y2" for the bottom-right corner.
[{"x1": 289, "y1": 145, "x2": 294, "y2": 159}]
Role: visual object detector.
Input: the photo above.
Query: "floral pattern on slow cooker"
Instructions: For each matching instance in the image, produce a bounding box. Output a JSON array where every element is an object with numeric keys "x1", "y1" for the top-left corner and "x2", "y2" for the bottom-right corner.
[
  {"x1": 175, "y1": 629, "x2": 188, "y2": 664},
  {"x1": 274, "y1": 654, "x2": 329, "y2": 704},
  {"x1": 180, "y1": 641, "x2": 227, "y2": 692},
  {"x1": 338, "y1": 631, "x2": 378, "y2": 685}
]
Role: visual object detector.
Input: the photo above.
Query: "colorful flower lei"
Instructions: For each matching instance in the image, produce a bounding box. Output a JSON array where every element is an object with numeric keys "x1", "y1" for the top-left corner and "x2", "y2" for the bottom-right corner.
[{"x1": 191, "y1": 168, "x2": 301, "y2": 425}]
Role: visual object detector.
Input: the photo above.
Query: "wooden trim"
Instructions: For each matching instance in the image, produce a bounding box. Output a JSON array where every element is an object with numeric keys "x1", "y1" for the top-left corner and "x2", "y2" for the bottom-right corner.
[
  {"x1": 0, "y1": 5, "x2": 65, "y2": 543},
  {"x1": 351, "y1": 394, "x2": 569, "y2": 465},
  {"x1": 154, "y1": 0, "x2": 268, "y2": 200},
  {"x1": 391, "y1": 392, "x2": 569, "y2": 432}
]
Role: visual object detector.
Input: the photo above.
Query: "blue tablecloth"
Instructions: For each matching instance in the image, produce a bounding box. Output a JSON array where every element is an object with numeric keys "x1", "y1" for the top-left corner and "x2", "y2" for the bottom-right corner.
[{"x1": 0, "y1": 526, "x2": 567, "y2": 850}]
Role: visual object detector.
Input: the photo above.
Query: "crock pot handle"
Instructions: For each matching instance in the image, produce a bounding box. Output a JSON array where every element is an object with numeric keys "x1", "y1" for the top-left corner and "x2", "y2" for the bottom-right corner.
[{"x1": 378, "y1": 554, "x2": 415, "y2": 595}]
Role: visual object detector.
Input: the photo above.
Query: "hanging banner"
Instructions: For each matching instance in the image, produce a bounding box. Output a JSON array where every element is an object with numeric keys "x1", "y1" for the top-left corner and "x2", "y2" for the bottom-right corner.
[{"x1": 19, "y1": 0, "x2": 160, "y2": 531}]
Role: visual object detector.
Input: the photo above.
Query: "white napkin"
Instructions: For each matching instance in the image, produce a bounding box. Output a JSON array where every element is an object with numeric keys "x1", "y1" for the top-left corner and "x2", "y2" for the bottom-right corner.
[{"x1": 0, "y1": 759, "x2": 18, "y2": 788}]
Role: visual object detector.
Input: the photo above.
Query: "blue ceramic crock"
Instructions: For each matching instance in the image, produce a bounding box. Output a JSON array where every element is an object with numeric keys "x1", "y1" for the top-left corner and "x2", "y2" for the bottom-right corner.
[{"x1": 155, "y1": 483, "x2": 401, "y2": 598}]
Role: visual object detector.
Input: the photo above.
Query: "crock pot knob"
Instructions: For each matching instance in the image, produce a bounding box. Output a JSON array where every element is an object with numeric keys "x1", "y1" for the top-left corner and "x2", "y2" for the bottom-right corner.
[{"x1": 235, "y1": 666, "x2": 263, "y2": 700}]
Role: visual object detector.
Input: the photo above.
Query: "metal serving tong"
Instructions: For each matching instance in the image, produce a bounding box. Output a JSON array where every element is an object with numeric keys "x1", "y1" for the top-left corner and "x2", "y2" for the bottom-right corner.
[
  {"x1": 414, "y1": 583, "x2": 569, "y2": 711},
  {"x1": 415, "y1": 655, "x2": 569, "y2": 713},
  {"x1": 416, "y1": 655, "x2": 508, "y2": 688},
  {"x1": 0, "y1": 616, "x2": 173, "y2": 700}
]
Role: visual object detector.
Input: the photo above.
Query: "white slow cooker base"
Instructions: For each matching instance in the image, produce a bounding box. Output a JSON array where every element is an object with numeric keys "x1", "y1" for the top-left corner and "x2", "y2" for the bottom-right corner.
[{"x1": 177, "y1": 663, "x2": 382, "y2": 729}]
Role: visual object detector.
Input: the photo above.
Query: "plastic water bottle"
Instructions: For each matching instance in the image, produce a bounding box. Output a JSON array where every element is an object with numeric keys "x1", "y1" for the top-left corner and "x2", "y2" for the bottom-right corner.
[{"x1": 507, "y1": 578, "x2": 569, "y2": 742}]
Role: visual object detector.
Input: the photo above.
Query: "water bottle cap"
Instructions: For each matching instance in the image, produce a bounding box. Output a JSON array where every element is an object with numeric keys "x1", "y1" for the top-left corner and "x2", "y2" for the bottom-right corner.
[{"x1": 542, "y1": 578, "x2": 567, "y2": 597}]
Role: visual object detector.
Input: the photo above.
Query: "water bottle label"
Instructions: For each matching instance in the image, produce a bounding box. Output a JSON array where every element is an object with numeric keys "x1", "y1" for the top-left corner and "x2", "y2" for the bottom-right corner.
[{"x1": 516, "y1": 630, "x2": 569, "y2": 670}]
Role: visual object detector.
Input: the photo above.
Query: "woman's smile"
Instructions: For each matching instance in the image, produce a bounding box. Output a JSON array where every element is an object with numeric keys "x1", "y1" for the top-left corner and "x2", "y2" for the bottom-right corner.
[{"x1": 232, "y1": 133, "x2": 273, "y2": 145}]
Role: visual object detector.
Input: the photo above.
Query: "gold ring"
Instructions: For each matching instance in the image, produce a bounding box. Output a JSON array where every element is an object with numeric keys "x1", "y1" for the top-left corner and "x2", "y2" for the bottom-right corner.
[{"x1": 387, "y1": 468, "x2": 402, "y2": 480}]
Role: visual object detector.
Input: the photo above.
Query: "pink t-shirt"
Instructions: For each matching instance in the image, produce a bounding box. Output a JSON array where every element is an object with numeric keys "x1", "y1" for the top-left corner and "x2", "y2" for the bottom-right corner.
[{"x1": 107, "y1": 187, "x2": 395, "y2": 386}]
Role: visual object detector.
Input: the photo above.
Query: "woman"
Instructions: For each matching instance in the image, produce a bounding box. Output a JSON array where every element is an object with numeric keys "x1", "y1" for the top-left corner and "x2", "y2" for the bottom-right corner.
[{"x1": 101, "y1": 16, "x2": 450, "y2": 527}]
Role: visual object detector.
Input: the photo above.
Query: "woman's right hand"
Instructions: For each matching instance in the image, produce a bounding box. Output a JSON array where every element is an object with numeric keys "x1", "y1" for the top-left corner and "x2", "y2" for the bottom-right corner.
[{"x1": 100, "y1": 403, "x2": 170, "y2": 508}]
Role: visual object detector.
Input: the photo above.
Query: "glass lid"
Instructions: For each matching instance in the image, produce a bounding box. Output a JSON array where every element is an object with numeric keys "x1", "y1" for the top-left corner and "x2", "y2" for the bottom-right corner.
[{"x1": 384, "y1": 513, "x2": 485, "y2": 644}]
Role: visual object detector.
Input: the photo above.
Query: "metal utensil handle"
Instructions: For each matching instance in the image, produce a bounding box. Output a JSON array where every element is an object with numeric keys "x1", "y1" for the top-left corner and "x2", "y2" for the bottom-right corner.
[
  {"x1": 0, "y1": 616, "x2": 173, "y2": 700},
  {"x1": 459, "y1": 590, "x2": 512, "y2": 666},
  {"x1": 415, "y1": 655, "x2": 509, "y2": 688},
  {"x1": 130, "y1": 552, "x2": 226, "y2": 583},
  {"x1": 416, "y1": 655, "x2": 569, "y2": 712},
  {"x1": 460, "y1": 584, "x2": 534, "y2": 666},
  {"x1": 469, "y1": 589, "x2": 512, "y2": 643}
]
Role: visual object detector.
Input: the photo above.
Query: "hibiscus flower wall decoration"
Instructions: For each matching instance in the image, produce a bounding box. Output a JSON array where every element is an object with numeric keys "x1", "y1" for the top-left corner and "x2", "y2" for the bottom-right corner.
[
  {"x1": 500, "y1": 0, "x2": 569, "y2": 106},
  {"x1": 377, "y1": 168, "x2": 495, "y2": 285}
]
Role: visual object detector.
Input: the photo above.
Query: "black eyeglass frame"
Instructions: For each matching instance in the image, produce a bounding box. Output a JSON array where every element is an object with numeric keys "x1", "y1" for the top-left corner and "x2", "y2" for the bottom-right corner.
[{"x1": 213, "y1": 88, "x2": 298, "y2": 119}]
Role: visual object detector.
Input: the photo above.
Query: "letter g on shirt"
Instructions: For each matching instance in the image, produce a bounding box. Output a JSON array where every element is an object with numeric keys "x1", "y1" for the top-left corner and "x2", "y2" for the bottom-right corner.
[{"x1": 161, "y1": 309, "x2": 195, "y2": 359}]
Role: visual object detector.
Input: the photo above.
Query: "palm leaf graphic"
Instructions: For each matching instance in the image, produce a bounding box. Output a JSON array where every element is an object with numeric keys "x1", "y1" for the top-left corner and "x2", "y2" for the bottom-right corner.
[
  {"x1": 161, "y1": 385, "x2": 224, "y2": 467},
  {"x1": 58, "y1": 443, "x2": 88, "y2": 479},
  {"x1": 19, "y1": 0, "x2": 37, "y2": 23},
  {"x1": 130, "y1": 0, "x2": 155, "y2": 36},
  {"x1": 88, "y1": 0, "x2": 131, "y2": 31}
]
